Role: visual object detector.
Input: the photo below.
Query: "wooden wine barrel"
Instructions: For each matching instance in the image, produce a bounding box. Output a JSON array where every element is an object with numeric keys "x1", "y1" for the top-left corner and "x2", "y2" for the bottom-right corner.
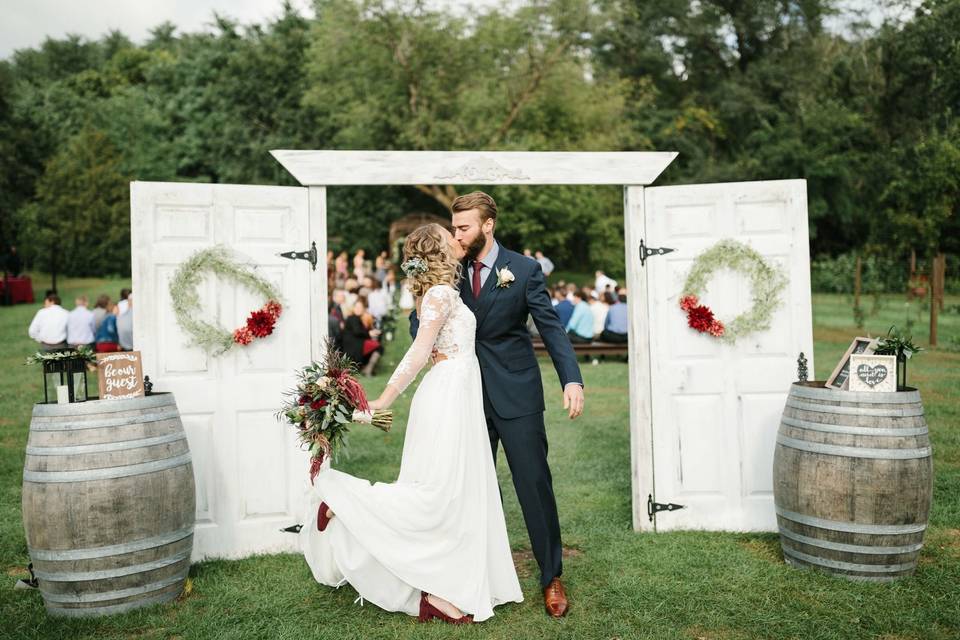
[
  {"x1": 772, "y1": 381, "x2": 932, "y2": 582},
  {"x1": 21, "y1": 393, "x2": 195, "y2": 616}
]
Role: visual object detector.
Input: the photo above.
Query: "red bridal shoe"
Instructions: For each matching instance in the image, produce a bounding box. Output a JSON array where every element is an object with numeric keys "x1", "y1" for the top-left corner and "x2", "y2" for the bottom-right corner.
[
  {"x1": 317, "y1": 502, "x2": 332, "y2": 532},
  {"x1": 418, "y1": 591, "x2": 473, "y2": 624}
]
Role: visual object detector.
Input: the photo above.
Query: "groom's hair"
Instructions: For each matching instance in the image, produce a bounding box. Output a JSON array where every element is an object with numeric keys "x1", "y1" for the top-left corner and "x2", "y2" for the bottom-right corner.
[{"x1": 451, "y1": 191, "x2": 498, "y2": 223}]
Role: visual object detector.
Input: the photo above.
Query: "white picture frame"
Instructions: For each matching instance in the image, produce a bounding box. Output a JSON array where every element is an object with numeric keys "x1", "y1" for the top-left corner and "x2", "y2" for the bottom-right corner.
[{"x1": 848, "y1": 354, "x2": 897, "y2": 392}]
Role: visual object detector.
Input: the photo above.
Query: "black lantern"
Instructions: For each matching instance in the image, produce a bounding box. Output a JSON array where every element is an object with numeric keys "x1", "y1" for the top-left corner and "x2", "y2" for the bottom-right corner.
[
  {"x1": 896, "y1": 351, "x2": 908, "y2": 391},
  {"x1": 41, "y1": 350, "x2": 89, "y2": 404}
]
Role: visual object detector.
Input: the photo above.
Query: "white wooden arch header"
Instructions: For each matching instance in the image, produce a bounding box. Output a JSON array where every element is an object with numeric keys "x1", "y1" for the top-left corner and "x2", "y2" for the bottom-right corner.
[{"x1": 270, "y1": 150, "x2": 678, "y2": 186}]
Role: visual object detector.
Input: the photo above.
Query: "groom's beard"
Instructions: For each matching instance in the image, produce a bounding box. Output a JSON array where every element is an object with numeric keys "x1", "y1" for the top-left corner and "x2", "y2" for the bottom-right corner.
[{"x1": 464, "y1": 233, "x2": 487, "y2": 261}]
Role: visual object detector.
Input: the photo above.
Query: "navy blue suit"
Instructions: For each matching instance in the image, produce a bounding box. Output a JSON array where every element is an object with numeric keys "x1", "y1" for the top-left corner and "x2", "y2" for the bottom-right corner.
[{"x1": 410, "y1": 246, "x2": 583, "y2": 586}]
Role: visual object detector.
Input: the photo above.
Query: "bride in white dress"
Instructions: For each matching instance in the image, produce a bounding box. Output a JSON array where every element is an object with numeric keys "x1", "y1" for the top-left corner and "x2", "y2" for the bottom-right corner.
[{"x1": 301, "y1": 223, "x2": 523, "y2": 624}]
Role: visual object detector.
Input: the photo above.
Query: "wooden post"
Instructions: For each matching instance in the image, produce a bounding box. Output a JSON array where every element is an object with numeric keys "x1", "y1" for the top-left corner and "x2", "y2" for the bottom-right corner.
[
  {"x1": 854, "y1": 254, "x2": 862, "y2": 309},
  {"x1": 937, "y1": 253, "x2": 946, "y2": 311},
  {"x1": 929, "y1": 254, "x2": 940, "y2": 347}
]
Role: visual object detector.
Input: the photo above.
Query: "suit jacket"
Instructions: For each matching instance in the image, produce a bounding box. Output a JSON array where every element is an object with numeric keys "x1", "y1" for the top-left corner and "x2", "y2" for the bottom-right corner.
[{"x1": 410, "y1": 246, "x2": 583, "y2": 419}]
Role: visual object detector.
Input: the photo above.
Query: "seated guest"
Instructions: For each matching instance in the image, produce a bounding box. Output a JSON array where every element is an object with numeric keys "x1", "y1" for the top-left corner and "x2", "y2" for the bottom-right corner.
[
  {"x1": 342, "y1": 299, "x2": 383, "y2": 376},
  {"x1": 554, "y1": 287, "x2": 574, "y2": 326},
  {"x1": 117, "y1": 288, "x2": 132, "y2": 315},
  {"x1": 565, "y1": 289, "x2": 594, "y2": 344},
  {"x1": 117, "y1": 293, "x2": 134, "y2": 350},
  {"x1": 589, "y1": 288, "x2": 609, "y2": 339},
  {"x1": 28, "y1": 293, "x2": 70, "y2": 351},
  {"x1": 94, "y1": 302, "x2": 120, "y2": 352},
  {"x1": 366, "y1": 277, "x2": 391, "y2": 321},
  {"x1": 92, "y1": 294, "x2": 111, "y2": 333},
  {"x1": 67, "y1": 296, "x2": 96, "y2": 348},
  {"x1": 600, "y1": 290, "x2": 628, "y2": 344}
]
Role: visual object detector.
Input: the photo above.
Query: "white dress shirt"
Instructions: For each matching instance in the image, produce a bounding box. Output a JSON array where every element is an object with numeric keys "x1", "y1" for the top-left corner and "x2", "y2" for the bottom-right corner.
[
  {"x1": 467, "y1": 241, "x2": 500, "y2": 290},
  {"x1": 28, "y1": 305, "x2": 70, "y2": 345},
  {"x1": 67, "y1": 305, "x2": 96, "y2": 345}
]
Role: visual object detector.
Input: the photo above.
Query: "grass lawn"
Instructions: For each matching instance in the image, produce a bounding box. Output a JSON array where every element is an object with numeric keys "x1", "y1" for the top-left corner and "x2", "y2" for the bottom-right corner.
[{"x1": 1, "y1": 279, "x2": 958, "y2": 639}]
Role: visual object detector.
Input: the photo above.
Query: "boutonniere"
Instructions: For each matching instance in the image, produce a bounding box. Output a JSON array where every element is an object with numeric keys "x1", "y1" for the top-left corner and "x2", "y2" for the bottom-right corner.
[{"x1": 495, "y1": 266, "x2": 515, "y2": 288}]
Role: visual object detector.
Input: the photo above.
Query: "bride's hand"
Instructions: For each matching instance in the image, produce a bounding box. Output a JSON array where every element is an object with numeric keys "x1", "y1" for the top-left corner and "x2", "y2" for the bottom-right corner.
[{"x1": 367, "y1": 397, "x2": 388, "y2": 411}]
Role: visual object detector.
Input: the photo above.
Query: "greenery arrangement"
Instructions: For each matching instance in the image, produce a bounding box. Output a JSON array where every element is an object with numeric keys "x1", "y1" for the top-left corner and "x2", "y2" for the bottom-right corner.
[
  {"x1": 874, "y1": 325, "x2": 924, "y2": 360},
  {"x1": 24, "y1": 345, "x2": 95, "y2": 365},
  {"x1": 680, "y1": 239, "x2": 787, "y2": 344},
  {"x1": 168, "y1": 245, "x2": 282, "y2": 356}
]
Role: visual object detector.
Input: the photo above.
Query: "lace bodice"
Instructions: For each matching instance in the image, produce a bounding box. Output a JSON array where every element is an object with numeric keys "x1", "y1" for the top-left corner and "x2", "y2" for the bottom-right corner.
[{"x1": 386, "y1": 284, "x2": 475, "y2": 394}]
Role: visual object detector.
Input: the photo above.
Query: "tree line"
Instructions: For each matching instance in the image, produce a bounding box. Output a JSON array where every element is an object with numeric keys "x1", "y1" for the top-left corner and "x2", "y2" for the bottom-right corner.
[{"x1": 0, "y1": 0, "x2": 956, "y2": 281}]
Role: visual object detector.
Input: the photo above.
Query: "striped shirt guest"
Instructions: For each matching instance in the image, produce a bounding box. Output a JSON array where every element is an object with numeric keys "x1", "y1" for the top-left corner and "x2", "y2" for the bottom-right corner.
[{"x1": 28, "y1": 294, "x2": 70, "y2": 351}]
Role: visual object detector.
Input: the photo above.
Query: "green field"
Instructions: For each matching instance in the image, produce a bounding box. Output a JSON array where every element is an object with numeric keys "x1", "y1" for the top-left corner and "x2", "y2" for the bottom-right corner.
[{"x1": 1, "y1": 278, "x2": 958, "y2": 639}]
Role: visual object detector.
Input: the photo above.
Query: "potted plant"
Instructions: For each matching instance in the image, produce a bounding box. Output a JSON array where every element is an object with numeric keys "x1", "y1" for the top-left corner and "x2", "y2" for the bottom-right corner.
[{"x1": 873, "y1": 325, "x2": 923, "y2": 390}]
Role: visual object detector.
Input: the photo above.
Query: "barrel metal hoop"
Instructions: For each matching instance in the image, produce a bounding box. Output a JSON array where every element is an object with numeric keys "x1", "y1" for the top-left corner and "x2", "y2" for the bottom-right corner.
[
  {"x1": 23, "y1": 452, "x2": 192, "y2": 483},
  {"x1": 40, "y1": 570, "x2": 188, "y2": 604},
  {"x1": 785, "y1": 398, "x2": 925, "y2": 418},
  {"x1": 782, "y1": 544, "x2": 917, "y2": 573},
  {"x1": 776, "y1": 506, "x2": 927, "y2": 535},
  {"x1": 776, "y1": 434, "x2": 931, "y2": 460},
  {"x1": 33, "y1": 550, "x2": 191, "y2": 582},
  {"x1": 780, "y1": 415, "x2": 929, "y2": 438},
  {"x1": 778, "y1": 526, "x2": 924, "y2": 555},
  {"x1": 45, "y1": 588, "x2": 181, "y2": 617},
  {"x1": 26, "y1": 433, "x2": 187, "y2": 456},
  {"x1": 32, "y1": 393, "x2": 174, "y2": 417},
  {"x1": 28, "y1": 408, "x2": 181, "y2": 432},
  {"x1": 783, "y1": 556, "x2": 899, "y2": 582},
  {"x1": 790, "y1": 384, "x2": 920, "y2": 405},
  {"x1": 29, "y1": 525, "x2": 194, "y2": 561}
]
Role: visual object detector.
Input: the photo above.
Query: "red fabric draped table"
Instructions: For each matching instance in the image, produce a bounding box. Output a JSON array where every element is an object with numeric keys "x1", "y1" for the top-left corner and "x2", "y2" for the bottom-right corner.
[{"x1": 1, "y1": 276, "x2": 36, "y2": 304}]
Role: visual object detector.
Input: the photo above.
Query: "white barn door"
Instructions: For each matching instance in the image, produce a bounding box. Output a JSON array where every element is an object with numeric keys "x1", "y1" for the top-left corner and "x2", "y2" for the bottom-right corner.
[
  {"x1": 641, "y1": 179, "x2": 813, "y2": 531},
  {"x1": 131, "y1": 181, "x2": 320, "y2": 559}
]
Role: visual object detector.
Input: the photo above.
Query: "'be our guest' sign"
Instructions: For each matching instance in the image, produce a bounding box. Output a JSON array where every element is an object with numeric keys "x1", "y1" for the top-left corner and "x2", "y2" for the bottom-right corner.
[{"x1": 96, "y1": 351, "x2": 145, "y2": 400}]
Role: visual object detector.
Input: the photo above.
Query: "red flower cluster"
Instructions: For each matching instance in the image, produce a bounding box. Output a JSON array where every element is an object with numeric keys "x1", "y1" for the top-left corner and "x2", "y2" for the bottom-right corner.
[
  {"x1": 232, "y1": 299, "x2": 282, "y2": 346},
  {"x1": 679, "y1": 294, "x2": 725, "y2": 337}
]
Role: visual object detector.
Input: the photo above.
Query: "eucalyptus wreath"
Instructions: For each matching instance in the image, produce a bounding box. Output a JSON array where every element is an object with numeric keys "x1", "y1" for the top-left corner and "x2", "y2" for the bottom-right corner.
[
  {"x1": 169, "y1": 245, "x2": 282, "y2": 356},
  {"x1": 679, "y1": 238, "x2": 787, "y2": 344}
]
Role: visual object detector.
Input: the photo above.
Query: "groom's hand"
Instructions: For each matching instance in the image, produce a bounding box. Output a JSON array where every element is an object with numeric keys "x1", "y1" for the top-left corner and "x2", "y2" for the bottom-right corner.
[{"x1": 563, "y1": 383, "x2": 584, "y2": 420}]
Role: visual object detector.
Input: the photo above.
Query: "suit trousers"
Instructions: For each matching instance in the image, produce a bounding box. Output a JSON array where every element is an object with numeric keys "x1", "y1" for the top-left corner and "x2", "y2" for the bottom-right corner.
[{"x1": 486, "y1": 410, "x2": 563, "y2": 588}]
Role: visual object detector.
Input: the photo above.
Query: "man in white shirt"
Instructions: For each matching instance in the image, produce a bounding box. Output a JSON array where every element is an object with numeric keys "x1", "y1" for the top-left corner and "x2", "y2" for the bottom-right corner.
[
  {"x1": 28, "y1": 293, "x2": 70, "y2": 351},
  {"x1": 117, "y1": 288, "x2": 131, "y2": 315},
  {"x1": 535, "y1": 251, "x2": 554, "y2": 276},
  {"x1": 67, "y1": 296, "x2": 95, "y2": 347},
  {"x1": 117, "y1": 293, "x2": 134, "y2": 351},
  {"x1": 594, "y1": 270, "x2": 617, "y2": 294}
]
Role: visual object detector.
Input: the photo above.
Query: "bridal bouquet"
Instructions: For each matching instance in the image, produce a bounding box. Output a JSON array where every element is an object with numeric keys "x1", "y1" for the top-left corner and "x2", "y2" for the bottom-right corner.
[{"x1": 277, "y1": 343, "x2": 392, "y2": 483}]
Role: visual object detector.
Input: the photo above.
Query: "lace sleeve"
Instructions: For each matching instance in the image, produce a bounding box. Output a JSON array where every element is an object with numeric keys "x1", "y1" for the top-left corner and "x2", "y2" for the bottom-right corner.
[{"x1": 386, "y1": 285, "x2": 454, "y2": 395}]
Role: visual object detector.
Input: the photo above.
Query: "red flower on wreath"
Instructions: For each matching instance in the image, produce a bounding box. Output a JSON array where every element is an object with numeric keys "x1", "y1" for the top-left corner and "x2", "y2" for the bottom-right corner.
[
  {"x1": 680, "y1": 295, "x2": 726, "y2": 338},
  {"x1": 232, "y1": 299, "x2": 282, "y2": 345}
]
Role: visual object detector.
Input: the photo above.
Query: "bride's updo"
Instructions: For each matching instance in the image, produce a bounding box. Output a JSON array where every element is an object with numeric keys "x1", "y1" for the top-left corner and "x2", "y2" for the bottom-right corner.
[{"x1": 401, "y1": 223, "x2": 462, "y2": 298}]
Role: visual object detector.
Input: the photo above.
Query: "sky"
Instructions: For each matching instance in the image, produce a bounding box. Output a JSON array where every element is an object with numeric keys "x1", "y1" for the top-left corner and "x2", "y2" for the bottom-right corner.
[{"x1": 1, "y1": 0, "x2": 916, "y2": 61}]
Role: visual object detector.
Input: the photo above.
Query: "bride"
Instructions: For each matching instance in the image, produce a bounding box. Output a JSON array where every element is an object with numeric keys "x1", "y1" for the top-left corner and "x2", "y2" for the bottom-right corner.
[{"x1": 301, "y1": 223, "x2": 523, "y2": 624}]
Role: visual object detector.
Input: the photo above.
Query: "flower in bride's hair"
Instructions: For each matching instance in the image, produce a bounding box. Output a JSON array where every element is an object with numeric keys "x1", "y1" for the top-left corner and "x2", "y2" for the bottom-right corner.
[{"x1": 401, "y1": 256, "x2": 428, "y2": 277}]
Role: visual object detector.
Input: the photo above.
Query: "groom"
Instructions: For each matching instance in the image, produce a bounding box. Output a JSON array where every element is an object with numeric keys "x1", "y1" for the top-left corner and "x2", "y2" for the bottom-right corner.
[{"x1": 411, "y1": 191, "x2": 584, "y2": 617}]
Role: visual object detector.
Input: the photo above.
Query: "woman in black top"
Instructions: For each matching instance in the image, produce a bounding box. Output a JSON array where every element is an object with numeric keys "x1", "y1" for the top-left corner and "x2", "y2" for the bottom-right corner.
[{"x1": 342, "y1": 299, "x2": 383, "y2": 376}]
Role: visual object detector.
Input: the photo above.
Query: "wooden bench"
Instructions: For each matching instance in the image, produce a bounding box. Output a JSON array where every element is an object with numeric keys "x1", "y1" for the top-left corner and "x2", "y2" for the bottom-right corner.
[{"x1": 531, "y1": 338, "x2": 628, "y2": 360}]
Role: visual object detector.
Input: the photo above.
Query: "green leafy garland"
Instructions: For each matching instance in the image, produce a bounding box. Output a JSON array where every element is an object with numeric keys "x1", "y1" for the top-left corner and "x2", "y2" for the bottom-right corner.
[
  {"x1": 25, "y1": 345, "x2": 96, "y2": 365},
  {"x1": 680, "y1": 239, "x2": 787, "y2": 344},
  {"x1": 169, "y1": 245, "x2": 282, "y2": 356}
]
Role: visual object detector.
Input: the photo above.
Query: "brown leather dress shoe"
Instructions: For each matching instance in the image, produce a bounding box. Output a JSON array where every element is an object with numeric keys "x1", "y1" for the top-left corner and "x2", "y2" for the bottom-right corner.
[{"x1": 543, "y1": 578, "x2": 569, "y2": 618}]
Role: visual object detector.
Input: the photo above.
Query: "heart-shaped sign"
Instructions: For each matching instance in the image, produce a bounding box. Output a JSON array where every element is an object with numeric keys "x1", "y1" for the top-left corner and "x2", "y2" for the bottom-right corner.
[{"x1": 856, "y1": 364, "x2": 888, "y2": 387}]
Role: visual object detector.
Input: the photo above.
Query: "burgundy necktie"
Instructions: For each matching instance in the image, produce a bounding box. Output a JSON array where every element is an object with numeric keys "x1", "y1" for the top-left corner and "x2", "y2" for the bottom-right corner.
[{"x1": 472, "y1": 261, "x2": 484, "y2": 299}]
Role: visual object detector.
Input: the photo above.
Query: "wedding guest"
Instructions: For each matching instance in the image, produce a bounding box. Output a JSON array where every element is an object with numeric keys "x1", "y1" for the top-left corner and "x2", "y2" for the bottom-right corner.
[
  {"x1": 67, "y1": 296, "x2": 96, "y2": 348},
  {"x1": 535, "y1": 250, "x2": 554, "y2": 276},
  {"x1": 553, "y1": 287, "x2": 574, "y2": 326},
  {"x1": 94, "y1": 302, "x2": 120, "y2": 352},
  {"x1": 353, "y1": 249, "x2": 366, "y2": 279},
  {"x1": 92, "y1": 294, "x2": 111, "y2": 333},
  {"x1": 5, "y1": 245, "x2": 23, "y2": 277},
  {"x1": 335, "y1": 251, "x2": 349, "y2": 278},
  {"x1": 523, "y1": 248, "x2": 533, "y2": 258},
  {"x1": 117, "y1": 288, "x2": 132, "y2": 315},
  {"x1": 398, "y1": 280, "x2": 415, "y2": 310},
  {"x1": 28, "y1": 293, "x2": 70, "y2": 351},
  {"x1": 328, "y1": 300, "x2": 345, "y2": 351},
  {"x1": 366, "y1": 277, "x2": 391, "y2": 322},
  {"x1": 589, "y1": 288, "x2": 609, "y2": 338},
  {"x1": 343, "y1": 278, "x2": 359, "y2": 315},
  {"x1": 375, "y1": 250, "x2": 389, "y2": 282},
  {"x1": 383, "y1": 269, "x2": 398, "y2": 296},
  {"x1": 600, "y1": 291, "x2": 628, "y2": 344},
  {"x1": 595, "y1": 270, "x2": 617, "y2": 294},
  {"x1": 342, "y1": 299, "x2": 383, "y2": 376},
  {"x1": 565, "y1": 283, "x2": 577, "y2": 302},
  {"x1": 565, "y1": 289, "x2": 594, "y2": 344},
  {"x1": 117, "y1": 293, "x2": 134, "y2": 351}
]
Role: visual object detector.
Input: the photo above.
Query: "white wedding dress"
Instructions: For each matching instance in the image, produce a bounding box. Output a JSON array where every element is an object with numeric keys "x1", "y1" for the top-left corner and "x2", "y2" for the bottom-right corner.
[{"x1": 300, "y1": 284, "x2": 523, "y2": 621}]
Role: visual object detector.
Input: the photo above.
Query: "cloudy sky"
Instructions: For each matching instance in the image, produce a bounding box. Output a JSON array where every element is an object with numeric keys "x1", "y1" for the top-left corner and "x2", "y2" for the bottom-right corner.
[{"x1": 1, "y1": 0, "x2": 912, "y2": 61}]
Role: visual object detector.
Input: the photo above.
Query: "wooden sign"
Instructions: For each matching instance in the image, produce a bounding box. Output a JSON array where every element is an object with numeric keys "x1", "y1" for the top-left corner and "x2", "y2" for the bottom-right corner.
[
  {"x1": 825, "y1": 337, "x2": 878, "y2": 390},
  {"x1": 849, "y1": 354, "x2": 897, "y2": 392},
  {"x1": 96, "y1": 351, "x2": 145, "y2": 400}
]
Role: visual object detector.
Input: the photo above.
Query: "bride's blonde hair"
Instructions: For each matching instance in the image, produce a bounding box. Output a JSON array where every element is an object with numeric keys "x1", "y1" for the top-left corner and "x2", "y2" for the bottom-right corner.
[{"x1": 401, "y1": 223, "x2": 462, "y2": 298}]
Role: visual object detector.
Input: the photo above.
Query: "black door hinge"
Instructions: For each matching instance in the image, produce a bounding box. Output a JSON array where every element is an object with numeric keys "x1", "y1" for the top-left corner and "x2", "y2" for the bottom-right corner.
[
  {"x1": 639, "y1": 239, "x2": 676, "y2": 266},
  {"x1": 279, "y1": 241, "x2": 318, "y2": 271},
  {"x1": 647, "y1": 494, "x2": 685, "y2": 522}
]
